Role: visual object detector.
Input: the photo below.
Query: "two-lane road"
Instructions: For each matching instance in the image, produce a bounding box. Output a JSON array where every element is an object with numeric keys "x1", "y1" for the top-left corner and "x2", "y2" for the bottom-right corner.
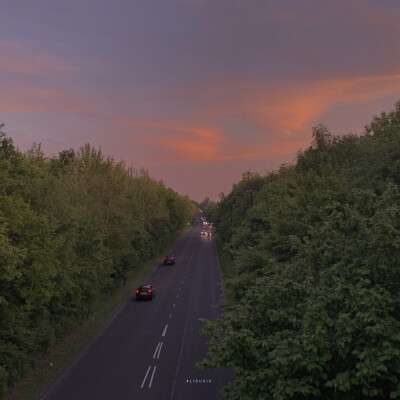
[{"x1": 41, "y1": 216, "x2": 233, "y2": 400}]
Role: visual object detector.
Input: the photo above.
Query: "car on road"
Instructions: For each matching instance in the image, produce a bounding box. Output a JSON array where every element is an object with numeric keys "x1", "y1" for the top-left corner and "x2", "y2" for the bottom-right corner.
[
  {"x1": 201, "y1": 229, "x2": 207, "y2": 235},
  {"x1": 163, "y1": 255, "x2": 175, "y2": 265},
  {"x1": 135, "y1": 284, "x2": 155, "y2": 301}
]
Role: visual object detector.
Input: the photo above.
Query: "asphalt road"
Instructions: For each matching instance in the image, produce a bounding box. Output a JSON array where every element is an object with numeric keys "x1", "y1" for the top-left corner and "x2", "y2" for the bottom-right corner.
[{"x1": 41, "y1": 214, "x2": 234, "y2": 400}]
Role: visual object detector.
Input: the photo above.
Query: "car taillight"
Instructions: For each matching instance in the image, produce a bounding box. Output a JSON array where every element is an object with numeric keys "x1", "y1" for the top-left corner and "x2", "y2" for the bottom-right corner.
[
  {"x1": 149, "y1": 289, "x2": 152, "y2": 293},
  {"x1": 171, "y1": 256, "x2": 174, "y2": 259},
  {"x1": 136, "y1": 290, "x2": 139, "y2": 294},
  {"x1": 163, "y1": 257, "x2": 166, "y2": 260}
]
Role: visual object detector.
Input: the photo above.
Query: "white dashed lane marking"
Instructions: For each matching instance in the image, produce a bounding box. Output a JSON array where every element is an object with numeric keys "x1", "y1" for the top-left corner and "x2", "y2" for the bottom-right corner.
[
  {"x1": 162, "y1": 324, "x2": 168, "y2": 337},
  {"x1": 149, "y1": 366, "x2": 157, "y2": 388},
  {"x1": 140, "y1": 366, "x2": 152, "y2": 388},
  {"x1": 153, "y1": 342, "x2": 163, "y2": 359}
]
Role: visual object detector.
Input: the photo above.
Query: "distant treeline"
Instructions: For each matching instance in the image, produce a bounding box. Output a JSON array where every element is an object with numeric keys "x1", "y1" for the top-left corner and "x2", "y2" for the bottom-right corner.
[
  {"x1": 200, "y1": 102, "x2": 400, "y2": 399},
  {"x1": 0, "y1": 125, "x2": 196, "y2": 396}
]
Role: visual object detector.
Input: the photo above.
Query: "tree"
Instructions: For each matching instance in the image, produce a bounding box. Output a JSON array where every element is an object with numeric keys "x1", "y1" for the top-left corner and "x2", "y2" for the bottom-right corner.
[
  {"x1": 0, "y1": 126, "x2": 196, "y2": 397},
  {"x1": 199, "y1": 101, "x2": 400, "y2": 399}
]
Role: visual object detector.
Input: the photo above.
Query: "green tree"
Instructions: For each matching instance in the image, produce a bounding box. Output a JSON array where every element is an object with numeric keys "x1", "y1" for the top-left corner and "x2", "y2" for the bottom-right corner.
[
  {"x1": 0, "y1": 128, "x2": 196, "y2": 397},
  {"x1": 200, "y1": 101, "x2": 400, "y2": 399}
]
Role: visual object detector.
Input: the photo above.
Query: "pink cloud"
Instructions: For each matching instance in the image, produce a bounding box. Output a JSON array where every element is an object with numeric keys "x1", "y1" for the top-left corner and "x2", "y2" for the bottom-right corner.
[
  {"x1": 109, "y1": 72, "x2": 400, "y2": 165},
  {"x1": 114, "y1": 119, "x2": 225, "y2": 162},
  {"x1": 117, "y1": 119, "x2": 223, "y2": 142},
  {"x1": 198, "y1": 72, "x2": 400, "y2": 138},
  {"x1": 273, "y1": 1, "x2": 400, "y2": 33},
  {"x1": 0, "y1": 40, "x2": 73, "y2": 76},
  {"x1": 266, "y1": 73, "x2": 400, "y2": 135},
  {"x1": 0, "y1": 85, "x2": 89, "y2": 115},
  {"x1": 111, "y1": 117, "x2": 309, "y2": 165}
]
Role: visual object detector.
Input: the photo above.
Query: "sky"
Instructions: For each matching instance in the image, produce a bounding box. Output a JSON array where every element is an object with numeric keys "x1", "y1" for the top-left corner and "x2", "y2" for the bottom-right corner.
[{"x1": 1, "y1": 0, "x2": 400, "y2": 202}]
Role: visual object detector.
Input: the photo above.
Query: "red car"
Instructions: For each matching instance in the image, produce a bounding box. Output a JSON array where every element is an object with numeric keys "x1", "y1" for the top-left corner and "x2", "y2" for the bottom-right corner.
[
  {"x1": 135, "y1": 285, "x2": 155, "y2": 301},
  {"x1": 163, "y1": 255, "x2": 175, "y2": 265}
]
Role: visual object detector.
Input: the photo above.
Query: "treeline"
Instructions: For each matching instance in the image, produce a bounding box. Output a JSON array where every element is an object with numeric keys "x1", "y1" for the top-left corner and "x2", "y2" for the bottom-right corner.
[
  {"x1": 0, "y1": 126, "x2": 195, "y2": 396},
  {"x1": 200, "y1": 102, "x2": 400, "y2": 399}
]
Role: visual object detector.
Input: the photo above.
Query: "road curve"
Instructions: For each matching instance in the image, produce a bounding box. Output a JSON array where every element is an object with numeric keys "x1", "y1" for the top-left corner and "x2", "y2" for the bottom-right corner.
[{"x1": 40, "y1": 213, "x2": 234, "y2": 400}]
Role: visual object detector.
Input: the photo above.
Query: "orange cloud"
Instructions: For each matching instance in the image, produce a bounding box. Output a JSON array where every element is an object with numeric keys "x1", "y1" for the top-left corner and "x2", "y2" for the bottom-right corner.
[
  {"x1": 248, "y1": 95, "x2": 324, "y2": 136},
  {"x1": 272, "y1": 73, "x2": 400, "y2": 135},
  {"x1": 145, "y1": 136, "x2": 218, "y2": 161},
  {"x1": 113, "y1": 72, "x2": 400, "y2": 164},
  {"x1": 117, "y1": 119, "x2": 223, "y2": 142},
  {"x1": 202, "y1": 72, "x2": 400, "y2": 137},
  {"x1": 115, "y1": 118, "x2": 224, "y2": 162},
  {"x1": 113, "y1": 117, "x2": 310, "y2": 165}
]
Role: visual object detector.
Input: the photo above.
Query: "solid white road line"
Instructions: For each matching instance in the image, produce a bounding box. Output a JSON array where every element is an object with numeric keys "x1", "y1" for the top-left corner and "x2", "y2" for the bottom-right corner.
[
  {"x1": 162, "y1": 324, "x2": 168, "y2": 337},
  {"x1": 140, "y1": 366, "x2": 151, "y2": 388}
]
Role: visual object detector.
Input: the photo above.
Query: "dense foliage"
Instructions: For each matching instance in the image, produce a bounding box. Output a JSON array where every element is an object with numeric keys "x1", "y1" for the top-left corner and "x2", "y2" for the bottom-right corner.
[
  {"x1": 0, "y1": 126, "x2": 195, "y2": 396},
  {"x1": 200, "y1": 102, "x2": 400, "y2": 399}
]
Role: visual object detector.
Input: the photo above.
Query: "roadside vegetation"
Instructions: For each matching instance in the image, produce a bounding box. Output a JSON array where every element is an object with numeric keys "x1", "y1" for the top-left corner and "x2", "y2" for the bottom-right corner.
[
  {"x1": 0, "y1": 125, "x2": 196, "y2": 398},
  {"x1": 199, "y1": 102, "x2": 400, "y2": 399}
]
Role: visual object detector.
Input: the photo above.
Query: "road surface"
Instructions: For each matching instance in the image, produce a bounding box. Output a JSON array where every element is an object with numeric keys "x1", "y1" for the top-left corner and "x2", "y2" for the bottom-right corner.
[{"x1": 41, "y1": 215, "x2": 234, "y2": 400}]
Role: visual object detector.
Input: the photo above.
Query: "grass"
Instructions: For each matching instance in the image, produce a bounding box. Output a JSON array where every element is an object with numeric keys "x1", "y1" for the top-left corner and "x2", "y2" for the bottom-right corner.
[{"x1": 3, "y1": 229, "x2": 190, "y2": 400}]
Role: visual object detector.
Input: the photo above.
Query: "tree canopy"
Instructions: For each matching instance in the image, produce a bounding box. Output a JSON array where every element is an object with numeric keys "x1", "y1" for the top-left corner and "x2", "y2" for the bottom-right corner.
[
  {"x1": 0, "y1": 128, "x2": 195, "y2": 396},
  {"x1": 199, "y1": 101, "x2": 400, "y2": 400}
]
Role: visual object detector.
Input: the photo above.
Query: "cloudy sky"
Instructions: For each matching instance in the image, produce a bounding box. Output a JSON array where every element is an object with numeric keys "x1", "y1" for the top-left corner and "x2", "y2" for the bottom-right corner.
[{"x1": 1, "y1": 0, "x2": 400, "y2": 201}]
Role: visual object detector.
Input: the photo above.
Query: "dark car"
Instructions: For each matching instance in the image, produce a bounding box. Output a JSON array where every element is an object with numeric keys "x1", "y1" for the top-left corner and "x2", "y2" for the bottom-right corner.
[
  {"x1": 163, "y1": 255, "x2": 175, "y2": 265},
  {"x1": 135, "y1": 284, "x2": 155, "y2": 301}
]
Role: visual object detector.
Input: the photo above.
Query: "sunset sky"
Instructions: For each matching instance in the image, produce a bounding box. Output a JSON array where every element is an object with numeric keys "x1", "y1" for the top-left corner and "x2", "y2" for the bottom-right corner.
[{"x1": 1, "y1": 0, "x2": 400, "y2": 201}]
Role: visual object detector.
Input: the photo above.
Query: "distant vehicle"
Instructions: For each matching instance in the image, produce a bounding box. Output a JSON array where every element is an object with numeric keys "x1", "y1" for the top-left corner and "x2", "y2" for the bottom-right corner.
[
  {"x1": 206, "y1": 231, "x2": 212, "y2": 236},
  {"x1": 201, "y1": 230, "x2": 207, "y2": 235},
  {"x1": 163, "y1": 255, "x2": 175, "y2": 265},
  {"x1": 136, "y1": 284, "x2": 155, "y2": 301}
]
